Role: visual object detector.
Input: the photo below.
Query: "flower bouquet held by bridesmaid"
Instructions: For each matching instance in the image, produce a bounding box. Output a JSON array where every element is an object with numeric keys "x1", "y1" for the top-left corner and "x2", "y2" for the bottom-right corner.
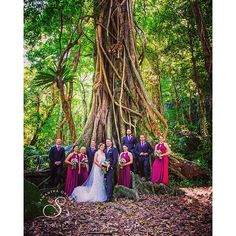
[
  {"x1": 118, "y1": 145, "x2": 133, "y2": 188},
  {"x1": 64, "y1": 145, "x2": 80, "y2": 196},
  {"x1": 151, "y1": 135, "x2": 171, "y2": 185},
  {"x1": 78, "y1": 147, "x2": 89, "y2": 186}
]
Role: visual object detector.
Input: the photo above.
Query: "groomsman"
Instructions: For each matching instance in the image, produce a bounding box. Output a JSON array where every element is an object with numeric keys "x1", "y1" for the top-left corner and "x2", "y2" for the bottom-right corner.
[
  {"x1": 135, "y1": 135, "x2": 153, "y2": 181},
  {"x1": 121, "y1": 129, "x2": 137, "y2": 173},
  {"x1": 105, "y1": 139, "x2": 119, "y2": 202},
  {"x1": 86, "y1": 140, "x2": 98, "y2": 174},
  {"x1": 48, "y1": 139, "x2": 66, "y2": 187}
]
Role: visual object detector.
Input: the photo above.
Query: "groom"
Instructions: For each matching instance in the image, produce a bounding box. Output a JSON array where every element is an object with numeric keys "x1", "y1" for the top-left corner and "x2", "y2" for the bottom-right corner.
[{"x1": 105, "y1": 139, "x2": 118, "y2": 202}]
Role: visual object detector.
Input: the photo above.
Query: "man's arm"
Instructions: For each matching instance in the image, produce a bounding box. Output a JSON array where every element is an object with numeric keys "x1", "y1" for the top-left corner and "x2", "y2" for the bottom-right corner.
[
  {"x1": 61, "y1": 148, "x2": 66, "y2": 162},
  {"x1": 49, "y1": 147, "x2": 54, "y2": 163},
  {"x1": 133, "y1": 137, "x2": 138, "y2": 145},
  {"x1": 135, "y1": 144, "x2": 140, "y2": 156},
  {"x1": 111, "y1": 148, "x2": 119, "y2": 169},
  {"x1": 121, "y1": 137, "x2": 125, "y2": 151},
  {"x1": 86, "y1": 148, "x2": 90, "y2": 158},
  {"x1": 147, "y1": 142, "x2": 154, "y2": 155}
]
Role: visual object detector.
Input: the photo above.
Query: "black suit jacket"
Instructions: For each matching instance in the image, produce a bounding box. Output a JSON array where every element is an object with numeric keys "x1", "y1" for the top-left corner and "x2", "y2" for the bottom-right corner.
[
  {"x1": 121, "y1": 135, "x2": 137, "y2": 152},
  {"x1": 105, "y1": 146, "x2": 119, "y2": 170},
  {"x1": 86, "y1": 147, "x2": 98, "y2": 167},
  {"x1": 135, "y1": 142, "x2": 153, "y2": 157},
  {"x1": 49, "y1": 146, "x2": 65, "y2": 167}
]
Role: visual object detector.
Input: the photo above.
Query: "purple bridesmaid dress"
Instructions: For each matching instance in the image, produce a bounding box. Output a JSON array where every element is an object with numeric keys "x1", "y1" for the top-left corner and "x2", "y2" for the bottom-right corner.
[
  {"x1": 151, "y1": 143, "x2": 169, "y2": 185},
  {"x1": 118, "y1": 152, "x2": 131, "y2": 188},
  {"x1": 78, "y1": 154, "x2": 89, "y2": 186},
  {"x1": 65, "y1": 153, "x2": 79, "y2": 196}
]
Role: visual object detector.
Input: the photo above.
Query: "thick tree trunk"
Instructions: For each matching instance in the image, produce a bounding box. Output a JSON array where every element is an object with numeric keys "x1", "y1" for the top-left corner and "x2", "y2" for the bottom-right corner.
[
  {"x1": 191, "y1": 0, "x2": 212, "y2": 80},
  {"x1": 57, "y1": 77, "x2": 77, "y2": 143},
  {"x1": 148, "y1": 52, "x2": 164, "y2": 114},
  {"x1": 190, "y1": 0, "x2": 212, "y2": 126},
  {"x1": 171, "y1": 76, "x2": 180, "y2": 123},
  {"x1": 188, "y1": 28, "x2": 209, "y2": 138},
  {"x1": 76, "y1": 0, "x2": 168, "y2": 147},
  {"x1": 188, "y1": 90, "x2": 193, "y2": 124}
]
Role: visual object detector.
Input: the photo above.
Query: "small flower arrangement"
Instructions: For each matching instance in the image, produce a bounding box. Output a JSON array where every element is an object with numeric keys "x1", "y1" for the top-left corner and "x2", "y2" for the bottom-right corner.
[
  {"x1": 81, "y1": 156, "x2": 88, "y2": 168},
  {"x1": 71, "y1": 158, "x2": 79, "y2": 170},
  {"x1": 101, "y1": 160, "x2": 110, "y2": 174},
  {"x1": 119, "y1": 158, "x2": 127, "y2": 169},
  {"x1": 155, "y1": 150, "x2": 162, "y2": 159}
]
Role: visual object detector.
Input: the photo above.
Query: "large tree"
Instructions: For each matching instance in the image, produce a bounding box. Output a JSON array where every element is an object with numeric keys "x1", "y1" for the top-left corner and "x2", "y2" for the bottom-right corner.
[{"x1": 77, "y1": 0, "x2": 168, "y2": 148}]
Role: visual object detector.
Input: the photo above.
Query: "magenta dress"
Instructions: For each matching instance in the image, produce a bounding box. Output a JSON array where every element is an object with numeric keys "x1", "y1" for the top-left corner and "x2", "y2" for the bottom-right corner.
[
  {"x1": 65, "y1": 153, "x2": 79, "y2": 196},
  {"x1": 151, "y1": 143, "x2": 169, "y2": 185},
  {"x1": 78, "y1": 154, "x2": 89, "y2": 186},
  {"x1": 118, "y1": 152, "x2": 131, "y2": 188}
]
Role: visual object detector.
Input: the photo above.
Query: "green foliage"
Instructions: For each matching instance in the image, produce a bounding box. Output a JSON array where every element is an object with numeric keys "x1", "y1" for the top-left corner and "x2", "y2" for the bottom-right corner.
[
  {"x1": 168, "y1": 176, "x2": 212, "y2": 188},
  {"x1": 24, "y1": 145, "x2": 41, "y2": 158},
  {"x1": 34, "y1": 62, "x2": 76, "y2": 89},
  {"x1": 24, "y1": 179, "x2": 55, "y2": 220}
]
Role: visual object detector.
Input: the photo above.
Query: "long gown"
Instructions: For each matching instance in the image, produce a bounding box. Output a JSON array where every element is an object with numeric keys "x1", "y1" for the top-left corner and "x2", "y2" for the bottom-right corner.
[
  {"x1": 78, "y1": 154, "x2": 89, "y2": 186},
  {"x1": 118, "y1": 152, "x2": 131, "y2": 188},
  {"x1": 70, "y1": 152, "x2": 107, "y2": 202},
  {"x1": 151, "y1": 143, "x2": 168, "y2": 185},
  {"x1": 64, "y1": 153, "x2": 79, "y2": 196}
]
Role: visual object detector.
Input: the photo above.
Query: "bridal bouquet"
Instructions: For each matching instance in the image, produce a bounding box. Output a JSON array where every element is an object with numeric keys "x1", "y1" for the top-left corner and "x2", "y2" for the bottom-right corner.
[
  {"x1": 101, "y1": 160, "x2": 110, "y2": 174},
  {"x1": 81, "y1": 156, "x2": 88, "y2": 168},
  {"x1": 71, "y1": 158, "x2": 79, "y2": 170},
  {"x1": 155, "y1": 150, "x2": 162, "y2": 159},
  {"x1": 119, "y1": 158, "x2": 126, "y2": 169}
]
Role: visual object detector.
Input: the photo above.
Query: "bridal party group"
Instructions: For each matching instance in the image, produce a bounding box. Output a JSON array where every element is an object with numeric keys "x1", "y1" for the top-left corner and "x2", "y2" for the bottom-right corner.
[{"x1": 48, "y1": 129, "x2": 171, "y2": 197}]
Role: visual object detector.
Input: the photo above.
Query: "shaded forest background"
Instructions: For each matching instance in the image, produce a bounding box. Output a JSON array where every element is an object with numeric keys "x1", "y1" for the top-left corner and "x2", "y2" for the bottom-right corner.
[{"x1": 24, "y1": 0, "x2": 212, "y2": 175}]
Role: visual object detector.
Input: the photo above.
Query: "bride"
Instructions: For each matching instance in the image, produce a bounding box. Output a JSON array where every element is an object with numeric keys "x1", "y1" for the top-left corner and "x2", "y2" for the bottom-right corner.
[{"x1": 70, "y1": 143, "x2": 107, "y2": 202}]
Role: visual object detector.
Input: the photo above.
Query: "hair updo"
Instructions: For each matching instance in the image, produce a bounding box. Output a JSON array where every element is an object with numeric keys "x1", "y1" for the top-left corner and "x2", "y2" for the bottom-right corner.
[{"x1": 98, "y1": 143, "x2": 105, "y2": 149}]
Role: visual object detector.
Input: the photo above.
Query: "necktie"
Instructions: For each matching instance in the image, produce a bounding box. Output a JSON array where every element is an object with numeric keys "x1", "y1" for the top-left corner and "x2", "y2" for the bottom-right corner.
[
  {"x1": 57, "y1": 146, "x2": 60, "y2": 151},
  {"x1": 128, "y1": 136, "x2": 130, "y2": 141}
]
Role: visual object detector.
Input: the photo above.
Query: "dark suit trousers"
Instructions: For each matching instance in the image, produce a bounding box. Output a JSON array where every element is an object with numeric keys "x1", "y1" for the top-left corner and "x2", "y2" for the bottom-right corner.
[
  {"x1": 106, "y1": 169, "x2": 114, "y2": 200},
  {"x1": 49, "y1": 164, "x2": 63, "y2": 187},
  {"x1": 131, "y1": 151, "x2": 138, "y2": 174},
  {"x1": 138, "y1": 156, "x2": 150, "y2": 180}
]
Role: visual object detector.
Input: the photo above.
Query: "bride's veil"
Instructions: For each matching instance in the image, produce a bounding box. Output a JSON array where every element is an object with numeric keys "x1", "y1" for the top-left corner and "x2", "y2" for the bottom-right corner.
[
  {"x1": 81, "y1": 161, "x2": 96, "y2": 188},
  {"x1": 81, "y1": 150, "x2": 103, "y2": 188},
  {"x1": 71, "y1": 150, "x2": 107, "y2": 202}
]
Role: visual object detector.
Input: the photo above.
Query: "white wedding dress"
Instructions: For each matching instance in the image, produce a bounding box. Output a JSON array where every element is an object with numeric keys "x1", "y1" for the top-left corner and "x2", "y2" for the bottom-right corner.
[{"x1": 70, "y1": 151, "x2": 107, "y2": 202}]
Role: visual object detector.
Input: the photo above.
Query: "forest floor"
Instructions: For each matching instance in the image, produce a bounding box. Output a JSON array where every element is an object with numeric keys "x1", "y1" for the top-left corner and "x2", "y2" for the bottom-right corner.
[{"x1": 24, "y1": 187, "x2": 212, "y2": 236}]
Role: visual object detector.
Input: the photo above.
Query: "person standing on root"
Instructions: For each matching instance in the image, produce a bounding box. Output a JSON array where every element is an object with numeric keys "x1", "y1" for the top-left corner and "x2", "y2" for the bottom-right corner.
[
  {"x1": 151, "y1": 135, "x2": 171, "y2": 185},
  {"x1": 78, "y1": 147, "x2": 89, "y2": 186},
  {"x1": 86, "y1": 140, "x2": 98, "y2": 175},
  {"x1": 64, "y1": 145, "x2": 80, "y2": 196},
  {"x1": 48, "y1": 139, "x2": 66, "y2": 187},
  {"x1": 135, "y1": 134, "x2": 153, "y2": 181},
  {"x1": 121, "y1": 129, "x2": 137, "y2": 174},
  {"x1": 118, "y1": 145, "x2": 133, "y2": 188},
  {"x1": 105, "y1": 139, "x2": 118, "y2": 202}
]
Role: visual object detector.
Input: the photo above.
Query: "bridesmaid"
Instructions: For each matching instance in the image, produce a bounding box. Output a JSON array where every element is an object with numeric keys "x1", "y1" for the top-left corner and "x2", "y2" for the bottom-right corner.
[
  {"x1": 118, "y1": 145, "x2": 133, "y2": 188},
  {"x1": 64, "y1": 145, "x2": 80, "y2": 196},
  {"x1": 151, "y1": 135, "x2": 171, "y2": 185},
  {"x1": 78, "y1": 146, "x2": 89, "y2": 186}
]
